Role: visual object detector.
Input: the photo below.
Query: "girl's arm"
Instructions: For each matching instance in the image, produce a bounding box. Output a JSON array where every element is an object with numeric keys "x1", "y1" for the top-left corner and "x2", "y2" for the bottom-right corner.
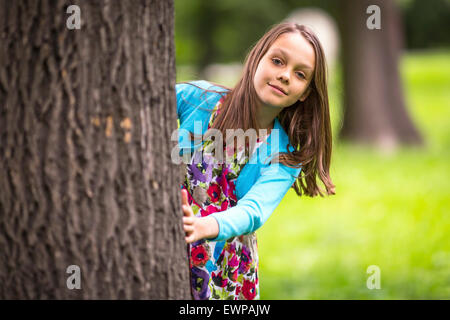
[
  {"x1": 208, "y1": 163, "x2": 301, "y2": 242},
  {"x1": 182, "y1": 163, "x2": 300, "y2": 243}
]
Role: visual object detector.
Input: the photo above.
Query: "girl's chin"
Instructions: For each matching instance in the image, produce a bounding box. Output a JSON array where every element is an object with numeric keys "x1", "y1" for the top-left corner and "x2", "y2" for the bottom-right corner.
[
  {"x1": 261, "y1": 95, "x2": 287, "y2": 107},
  {"x1": 259, "y1": 100, "x2": 286, "y2": 109},
  {"x1": 255, "y1": 91, "x2": 287, "y2": 108}
]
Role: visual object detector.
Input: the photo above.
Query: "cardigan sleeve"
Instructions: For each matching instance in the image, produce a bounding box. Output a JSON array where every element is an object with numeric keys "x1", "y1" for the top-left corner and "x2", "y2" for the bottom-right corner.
[
  {"x1": 208, "y1": 163, "x2": 301, "y2": 241},
  {"x1": 176, "y1": 82, "x2": 195, "y2": 125},
  {"x1": 176, "y1": 80, "x2": 228, "y2": 126},
  {"x1": 175, "y1": 81, "x2": 227, "y2": 156}
]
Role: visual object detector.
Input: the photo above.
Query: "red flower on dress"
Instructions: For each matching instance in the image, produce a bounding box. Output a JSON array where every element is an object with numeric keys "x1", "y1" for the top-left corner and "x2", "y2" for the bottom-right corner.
[
  {"x1": 220, "y1": 200, "x2": 229, "y2": 211},
  {"x1": 200, "y1": 205, "x2": 219, "y2": 217},
  {"x1": 242, "y1": 279, "x2": 257, "y2": 300},
  {"x1": 191, "y1": 245, "x2": 209, "y2": 267},
  {"x1": 207, "y1": 183, "x2": 221, "y2": 203},
  {"x1": 235, "y1": 285, "x2": 241, "y2": 297}
]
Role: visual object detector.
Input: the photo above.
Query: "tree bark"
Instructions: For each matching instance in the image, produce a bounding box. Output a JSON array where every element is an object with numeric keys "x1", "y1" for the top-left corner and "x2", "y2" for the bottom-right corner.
[
  {"x1": 338, "y1": 0, "x2": 423, "y2": 150},
  {"x1": 0, "y1": 0, "x2": 190, "y2": 299}
]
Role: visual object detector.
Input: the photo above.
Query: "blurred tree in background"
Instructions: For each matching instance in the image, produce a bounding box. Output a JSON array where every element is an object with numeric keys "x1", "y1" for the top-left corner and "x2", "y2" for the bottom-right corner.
[{"x1": 338, "y1": 0, "x2": 423, "y2": 149}]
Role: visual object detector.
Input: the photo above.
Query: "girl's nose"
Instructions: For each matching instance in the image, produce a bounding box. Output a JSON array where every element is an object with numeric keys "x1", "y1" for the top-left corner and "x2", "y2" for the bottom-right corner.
[{"x1": 277, "y1": 72, "x2": 289, "y2": 84}]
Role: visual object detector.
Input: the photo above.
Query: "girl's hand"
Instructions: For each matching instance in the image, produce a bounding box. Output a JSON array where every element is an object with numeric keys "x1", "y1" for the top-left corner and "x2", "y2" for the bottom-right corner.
[
  {"x1": 182, "y1": 189, "x2": 200, "y2": 244},
  {"x1": 181, "y1": 189, "x2": 220, "y2": 244}
]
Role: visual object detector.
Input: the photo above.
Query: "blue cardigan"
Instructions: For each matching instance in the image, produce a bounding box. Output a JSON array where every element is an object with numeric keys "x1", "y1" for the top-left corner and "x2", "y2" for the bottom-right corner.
[{"x1": 176, "y1": 80, "x2": 302, "y2": 241}]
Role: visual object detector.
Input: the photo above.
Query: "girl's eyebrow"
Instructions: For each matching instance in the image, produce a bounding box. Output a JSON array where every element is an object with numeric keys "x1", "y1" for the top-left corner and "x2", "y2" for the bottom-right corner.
[{"x1": 270, "y1": 47, "x2": 313, "y2": 71}]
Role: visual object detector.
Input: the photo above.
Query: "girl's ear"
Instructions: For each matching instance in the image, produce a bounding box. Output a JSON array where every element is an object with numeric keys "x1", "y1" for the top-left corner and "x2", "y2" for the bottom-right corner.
[{"x1": 299, "y1": 87, "x2": 311, "y2": 102}]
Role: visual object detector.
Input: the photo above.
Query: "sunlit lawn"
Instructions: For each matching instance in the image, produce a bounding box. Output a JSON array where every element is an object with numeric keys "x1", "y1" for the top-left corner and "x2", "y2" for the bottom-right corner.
[
  {"x1": 257, "y1": 50, "x2": 450, "y2": 299},
  {"x1": 176, "y1": 50, "x2": 450, "y2": 299}
]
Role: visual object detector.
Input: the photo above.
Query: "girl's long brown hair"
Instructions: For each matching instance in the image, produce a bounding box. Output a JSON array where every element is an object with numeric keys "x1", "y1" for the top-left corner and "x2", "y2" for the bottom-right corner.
[{"x1": 184, "y1": 22, "x2": 335, "y2": 197}]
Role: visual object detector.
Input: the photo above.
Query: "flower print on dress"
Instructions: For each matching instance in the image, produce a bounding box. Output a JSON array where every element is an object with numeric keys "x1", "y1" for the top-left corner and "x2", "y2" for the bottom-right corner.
[
  {"x1": 200, "y1": 204, "x2": 220, "y2": 217},
  {"x1": 216, "y1": 171, "x2": 229, "y2": 197},
  {"x1": 227, "y1": 266, "x2": 238, "y2": 282},
  {"x1": 228, "y1": 254, "x2": 239, "y2": 268},
  {"x1": 226, "y1": 254, "x2": 239, "y2": 282},
  {"x1": 212, "y1": 270, "x2": 228, "y2": 288},
  {"x1": 207, "y1": 183, "x2": 221, "y2": 203},
  {"x1": 191, "y1": 267, "x2": 211, "y2": 300},
  {"x1": 238, "y1": 245, "x2": 252, "y2": 274},
  {"x1": 241, "y1": 279, "x2": 257, "y2": 300},
  {"x1": 191, "y1": 244, "x2": 210, "y2": 267},
  {"x1": 188, "y1": 156, "x2": 213, "y2": 185},
  {"x1": 228, "y1": 181, "x2": 237, "y2": 202},
  {"x1": 220, "y1": 200, "x2": 229, "y2": 211},
  {"x1": 187, "y1": 163, "x2": 205, "y2": 184}
]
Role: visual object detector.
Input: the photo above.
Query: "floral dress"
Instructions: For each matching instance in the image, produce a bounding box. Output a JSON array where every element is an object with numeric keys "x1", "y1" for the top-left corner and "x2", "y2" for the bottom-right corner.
[{"x1": 181, "y1": 96, "x2": 267, "y2": 300}]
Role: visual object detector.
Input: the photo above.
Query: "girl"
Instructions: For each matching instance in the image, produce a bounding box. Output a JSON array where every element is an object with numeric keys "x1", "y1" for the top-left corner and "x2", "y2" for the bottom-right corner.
[{"x1": 176, "y1": 22, "x2": 335, "y2": 300}]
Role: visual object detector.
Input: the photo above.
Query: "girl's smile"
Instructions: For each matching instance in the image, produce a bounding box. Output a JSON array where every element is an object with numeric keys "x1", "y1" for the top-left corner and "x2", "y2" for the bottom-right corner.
[{"x1": 268, "y1": 83, "x2": 287, "y2": 95}]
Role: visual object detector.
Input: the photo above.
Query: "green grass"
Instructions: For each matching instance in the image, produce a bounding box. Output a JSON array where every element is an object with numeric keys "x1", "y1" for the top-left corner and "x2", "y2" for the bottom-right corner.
[{"x1": 257, "y1": 49, "x2": 450, "y2": 299}]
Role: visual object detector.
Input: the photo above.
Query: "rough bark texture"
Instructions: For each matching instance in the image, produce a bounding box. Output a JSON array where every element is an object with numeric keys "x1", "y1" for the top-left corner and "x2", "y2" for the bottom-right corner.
[
  {"x1": 0, "y1": 0, "x2": 190, "y2": 299},
  {"x1": 338, "y1": 0, "x2": 423, "y2": 150}
]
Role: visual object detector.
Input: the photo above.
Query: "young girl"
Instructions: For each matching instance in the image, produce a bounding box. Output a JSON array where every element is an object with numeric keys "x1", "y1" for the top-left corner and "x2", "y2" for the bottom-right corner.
[{"x1": 176, "y1": 22, "x2": 335, "y2": 300}]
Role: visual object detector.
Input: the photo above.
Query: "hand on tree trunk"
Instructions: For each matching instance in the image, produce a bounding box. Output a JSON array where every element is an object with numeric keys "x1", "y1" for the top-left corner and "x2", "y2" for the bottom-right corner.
[{"x1": 182, "y1": 189, "x2": 219, "y2": 243}]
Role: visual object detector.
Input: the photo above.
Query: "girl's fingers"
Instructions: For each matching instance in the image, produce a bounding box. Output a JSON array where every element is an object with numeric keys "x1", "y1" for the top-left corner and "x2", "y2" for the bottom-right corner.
[
  {"x1": 182, "y1": 204, "x2": 194, "y2": 217},
  {"x1": 181, "y1": 190, "x2": 195, "y2": 244},
  {"x1": 181, "y1": 190, "x2": 194, "y2": 218},
  {"x1": 181, "y1": 189, "x2": 189, "y2": 206},
  {"x1": 183, "y1": 216, "x2": 194, "y2": 225}
]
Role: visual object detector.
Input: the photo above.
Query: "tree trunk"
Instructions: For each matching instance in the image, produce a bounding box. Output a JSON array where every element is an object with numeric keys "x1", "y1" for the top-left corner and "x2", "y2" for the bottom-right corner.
[
  {"x1": 338, "y1": 0, "x2": 423, "y2": 150},
  {"x1": 0, "y1": 0, "x2": 190, "y2": 299}
]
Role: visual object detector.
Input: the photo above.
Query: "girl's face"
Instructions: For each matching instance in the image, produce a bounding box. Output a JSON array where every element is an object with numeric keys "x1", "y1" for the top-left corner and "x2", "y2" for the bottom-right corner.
[{"x1": 253, "y1": 32, "x2": 316, "y2": 109}]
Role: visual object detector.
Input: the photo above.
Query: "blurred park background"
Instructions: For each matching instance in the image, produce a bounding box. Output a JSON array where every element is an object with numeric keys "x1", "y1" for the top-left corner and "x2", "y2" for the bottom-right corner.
[{"x1": 174, "y1": 0, "x2": 449, "y2": 299}]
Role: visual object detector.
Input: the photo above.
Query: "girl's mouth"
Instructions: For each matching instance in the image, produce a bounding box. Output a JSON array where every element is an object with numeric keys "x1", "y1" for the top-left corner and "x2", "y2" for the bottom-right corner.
[{"x1": 268, "y1": 83, "x2": 287, "y2": 95}]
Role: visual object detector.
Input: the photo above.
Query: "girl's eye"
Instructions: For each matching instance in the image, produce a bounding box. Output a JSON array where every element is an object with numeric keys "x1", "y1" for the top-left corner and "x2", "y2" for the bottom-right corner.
[
  {"x1": 296, "y1": 72, "x2": 306, "y2": 79},
  {"x1": 271, "y1": 58, "x2": 282, "y2": 65}
]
